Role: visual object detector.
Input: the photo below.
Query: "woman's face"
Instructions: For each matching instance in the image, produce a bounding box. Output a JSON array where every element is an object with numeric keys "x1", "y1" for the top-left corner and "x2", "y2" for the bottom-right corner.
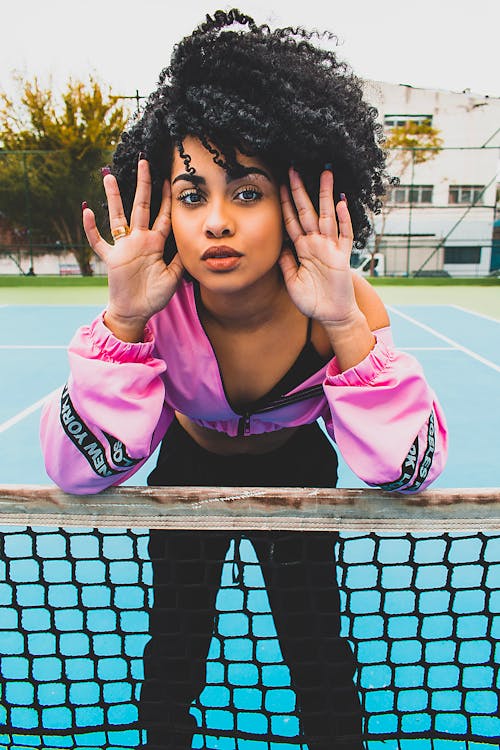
[{"x1": 170, "y1": 136, "x2": 284, "y2": 293}]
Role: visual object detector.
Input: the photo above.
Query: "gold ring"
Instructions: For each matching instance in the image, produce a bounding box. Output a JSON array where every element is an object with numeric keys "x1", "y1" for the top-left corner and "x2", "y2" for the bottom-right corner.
[{"x1": 111, "y1": 225, "x2": 130, "y2": 240}]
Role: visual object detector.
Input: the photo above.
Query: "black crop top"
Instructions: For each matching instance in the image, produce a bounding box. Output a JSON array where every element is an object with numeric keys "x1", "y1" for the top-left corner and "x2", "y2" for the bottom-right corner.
[
  {"x1": 237, "y1": 317, "x2": 328, "y2": 415},
  {"x1": 257, "y1": 318, "x2": 327, "y2": 401}
]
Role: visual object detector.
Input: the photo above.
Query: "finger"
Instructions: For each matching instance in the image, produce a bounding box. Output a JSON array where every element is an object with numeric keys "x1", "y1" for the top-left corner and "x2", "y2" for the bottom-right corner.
[
  {"x1": 318, "y1": 168, "x2": 338, "y2": 239},
  {"x1": 277, "y1": 245, "x2": 298, "y2": 285},
  {"x1": 130, "y1": 157, "x2": 152, "y2": 230},
  {"x1": 280, "y1": 184, "x2": 303, "y2": 245},
  {"x1": 103, "y1": 173, "x2": 129, "y2": 235},
  {"x1": 336, "y1": 197, "x2": 354, "y2": 254},
  {"x1": 152, "y1": 179, "x2": 172, "y2": 239},
  {"x1": 289, "y1": 167, "x2": 319, "y2": 235},
  {"x1": 82, "y1": 205, "x2": 111, "y2": 262}
]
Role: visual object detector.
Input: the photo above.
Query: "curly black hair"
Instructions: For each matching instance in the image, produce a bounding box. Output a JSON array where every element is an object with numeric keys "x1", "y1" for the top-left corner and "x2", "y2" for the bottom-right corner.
[{"x1": 112, "y1": 8, "x2": 388, "y2": 257}]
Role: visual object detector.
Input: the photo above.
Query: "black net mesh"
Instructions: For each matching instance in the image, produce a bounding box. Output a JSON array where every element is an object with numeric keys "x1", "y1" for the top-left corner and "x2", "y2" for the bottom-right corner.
[{"x1": 0, "y1": 525, "x2": 499, "y2": 749}]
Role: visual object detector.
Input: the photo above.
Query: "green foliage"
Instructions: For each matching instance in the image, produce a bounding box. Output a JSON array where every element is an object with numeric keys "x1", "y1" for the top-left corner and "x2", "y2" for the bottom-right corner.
[
  {"x1": 0, "y1": 75, "x2": 130, "y2": 274},
  {"x1": 385, "y1": 119, "x2": 443, "y2": 167}
]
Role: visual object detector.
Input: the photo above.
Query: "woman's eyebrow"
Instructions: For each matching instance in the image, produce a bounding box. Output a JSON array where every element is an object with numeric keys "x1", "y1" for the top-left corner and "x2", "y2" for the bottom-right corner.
[
  {"x1": 227, "y1": 166, "x2": 272, "y2": 182},
  {"x1": 172, "y1": 166, "x2": 272, "y2": 186},
  {"x1": 172, "y1": 173, "x2": 205, "y2": 186}
]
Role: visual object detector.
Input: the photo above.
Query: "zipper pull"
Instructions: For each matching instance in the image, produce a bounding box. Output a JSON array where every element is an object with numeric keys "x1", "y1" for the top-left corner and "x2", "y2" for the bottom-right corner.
[{"x1": 237, "y1": 412, "x2": 251, "y2": 436}]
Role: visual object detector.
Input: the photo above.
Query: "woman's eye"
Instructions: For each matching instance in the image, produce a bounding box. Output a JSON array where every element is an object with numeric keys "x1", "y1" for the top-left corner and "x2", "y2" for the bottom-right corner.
[
  {"x1": 236, "y1": 187, "x2": 262, "y2": 202},
  {"x1": 178, "y1": 190, "x2": 203, "y2": 205}
]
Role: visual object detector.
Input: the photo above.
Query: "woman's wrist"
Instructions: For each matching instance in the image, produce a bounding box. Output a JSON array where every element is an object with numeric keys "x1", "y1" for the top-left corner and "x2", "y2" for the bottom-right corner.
[
  {"x1": 322, "y1": 310, "x2": 376, "y2": 372},
  {"x1": 103, "y1": 310, "x2": 149, "y2": 343}
]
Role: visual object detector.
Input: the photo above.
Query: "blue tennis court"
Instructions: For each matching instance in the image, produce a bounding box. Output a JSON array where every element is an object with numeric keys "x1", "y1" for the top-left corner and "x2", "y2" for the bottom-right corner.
[{"x1": 0, "y1": 302, "x2": 499, "y2": 749}]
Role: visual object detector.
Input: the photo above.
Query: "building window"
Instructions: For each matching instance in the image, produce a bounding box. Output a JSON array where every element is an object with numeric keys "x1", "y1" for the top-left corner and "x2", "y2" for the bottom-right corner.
[
  {"x1": 444, "y1": 247, "x2": 481, "y2": 264},
  {"x1": 389, "y1": 185, "x2": 434, "y2": 204},
  {"x1": 448, "y1": 185, "x2": 484, "y2": 205},
  {"x1": 384, "y1": 114, "x2": 433, "y2": 128}
]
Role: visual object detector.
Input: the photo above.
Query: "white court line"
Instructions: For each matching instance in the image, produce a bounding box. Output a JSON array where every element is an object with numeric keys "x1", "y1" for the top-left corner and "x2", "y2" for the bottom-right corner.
[
  {"x1": 0, "y1": 345, "x2": 67, "y2": 350},
  {"x1": 448, "y1": 304, "x2": 500, "y2": 324},
  {"x1": 0, "y1": 388, "x2": 60, "y2": 434},
  {"x1": 400, "y1": 347, "x2": 456, "y2": 351},
  {"x1": 387, "y1": 305, "x2": 500, "y2": 373}
]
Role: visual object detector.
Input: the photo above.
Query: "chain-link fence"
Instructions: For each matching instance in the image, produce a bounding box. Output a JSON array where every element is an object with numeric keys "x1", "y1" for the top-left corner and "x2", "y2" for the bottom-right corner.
[{"x1": 0, "y1": 146, "x2": 498, "y2": 277}]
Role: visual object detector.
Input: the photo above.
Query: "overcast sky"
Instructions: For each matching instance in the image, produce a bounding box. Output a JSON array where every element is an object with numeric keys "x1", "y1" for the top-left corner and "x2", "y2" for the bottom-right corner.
[{"x1": 1, "y1": 0, "x2": 498, "y2": 105}]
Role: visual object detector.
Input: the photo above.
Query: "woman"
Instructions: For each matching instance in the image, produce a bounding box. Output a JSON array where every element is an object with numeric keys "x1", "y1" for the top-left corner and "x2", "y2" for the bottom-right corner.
[{"x1": 41, "y1": 9, "x2": 447, "y2": 749}]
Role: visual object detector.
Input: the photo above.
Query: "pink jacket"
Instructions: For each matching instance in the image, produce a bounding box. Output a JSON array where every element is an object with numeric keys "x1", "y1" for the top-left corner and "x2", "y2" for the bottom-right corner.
[{"x1": 40, "y1": 279, "x2": 447, "y2": 495}]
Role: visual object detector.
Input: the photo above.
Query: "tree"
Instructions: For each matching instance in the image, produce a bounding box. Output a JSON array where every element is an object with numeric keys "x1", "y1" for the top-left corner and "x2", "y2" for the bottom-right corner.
[
  {"x1": 0, "y1": 75, "x2": 131, "y2": 274},
  {"x1": 370, "y1": 120, "x2": 443, "y2": 276},
  {"x1": 384, "y1": 119, "x2": 444, "y2": 171}
]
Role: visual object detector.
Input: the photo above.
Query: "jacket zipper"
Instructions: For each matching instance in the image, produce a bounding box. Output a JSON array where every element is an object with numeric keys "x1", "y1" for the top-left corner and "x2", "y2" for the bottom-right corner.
[
  {"x1": 236, "y1": 383, "x2": 324, "y2": 436},
  {"x1": 192, "y1": 283, "x2": 326, "y2": 438}
]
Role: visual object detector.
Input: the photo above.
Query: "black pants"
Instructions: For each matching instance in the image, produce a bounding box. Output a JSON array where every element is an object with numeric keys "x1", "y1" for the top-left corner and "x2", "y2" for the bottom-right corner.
[{"x1": 142, "y1": 419, "x2": 363, "y2": 749}]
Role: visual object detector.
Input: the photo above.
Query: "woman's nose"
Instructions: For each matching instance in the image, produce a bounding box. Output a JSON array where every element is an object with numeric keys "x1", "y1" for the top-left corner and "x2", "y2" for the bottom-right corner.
[{"x1": 203, "y1": 201, "x2": 235, "y2": 238}]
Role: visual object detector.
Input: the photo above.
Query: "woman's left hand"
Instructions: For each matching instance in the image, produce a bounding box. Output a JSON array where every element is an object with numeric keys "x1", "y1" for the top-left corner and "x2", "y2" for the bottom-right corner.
[{"x1": 279, "y1": 167, "x2": 359, "y2": 326}]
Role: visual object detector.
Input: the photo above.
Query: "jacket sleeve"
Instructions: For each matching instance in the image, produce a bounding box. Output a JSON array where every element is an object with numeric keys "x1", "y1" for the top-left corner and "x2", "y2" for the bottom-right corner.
[
  {"x1": 322, "y1": 326, "x2": 448, "y2": 492},
  {"x1": 40, "y1": 313, "x2": 174, "y2": 495}
]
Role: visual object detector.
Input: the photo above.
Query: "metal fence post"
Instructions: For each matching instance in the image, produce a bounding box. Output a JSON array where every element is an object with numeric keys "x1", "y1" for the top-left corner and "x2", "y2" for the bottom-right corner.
[
  {"x1": 22, "y1": 152, "x2": 34, "y2": 273},
  {"x1": 405, "y1": 148, "x2": 415, "y2": 277}
]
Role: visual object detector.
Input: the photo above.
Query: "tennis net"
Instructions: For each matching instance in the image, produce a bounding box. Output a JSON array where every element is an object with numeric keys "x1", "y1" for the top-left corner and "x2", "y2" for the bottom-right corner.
[{"x1": 0, "y1": 485, "x2": 499, "y2": 749}]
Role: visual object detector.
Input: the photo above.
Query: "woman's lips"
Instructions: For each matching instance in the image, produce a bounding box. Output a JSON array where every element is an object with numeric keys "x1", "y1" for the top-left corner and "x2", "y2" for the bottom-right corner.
[
  {"x1": 201, "y1": 245, "x2": 243, "y2": 271},
  {"x1": 203, "y1": 256, "x2": 242, "y2": 270}
]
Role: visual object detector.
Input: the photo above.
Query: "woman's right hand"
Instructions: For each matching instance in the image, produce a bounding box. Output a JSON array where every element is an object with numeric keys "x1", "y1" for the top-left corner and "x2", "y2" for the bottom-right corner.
[{"x1": 83, "y1": 157, "x2": 184, "y2": 342}]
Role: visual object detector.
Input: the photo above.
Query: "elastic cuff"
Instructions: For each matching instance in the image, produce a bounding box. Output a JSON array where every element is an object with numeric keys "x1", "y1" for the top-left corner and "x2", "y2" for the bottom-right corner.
[
  {"x1": 325, "y1": 334, "x2": 393, "y2": 386},
  {"x1": 89, "y1": 313, "x2": 155, "y2": 364}
]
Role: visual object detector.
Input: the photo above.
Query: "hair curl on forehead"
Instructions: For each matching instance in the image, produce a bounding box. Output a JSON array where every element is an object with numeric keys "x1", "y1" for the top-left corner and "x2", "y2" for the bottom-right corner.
[{"x1": 112, "y1": 8, "x2": 390, "y2": 259}]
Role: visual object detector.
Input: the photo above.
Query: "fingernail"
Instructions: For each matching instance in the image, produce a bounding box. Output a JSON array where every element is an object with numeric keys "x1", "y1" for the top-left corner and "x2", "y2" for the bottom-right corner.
[
  {"x1": 101, "y1": 166, "x2": 111, "y2": 177},
  {"x1": 324, "y1": 163, "x2": 333, "y2": 171},
  {"x1": 340, "y1": 192, "x2": 347, "y2": 203},
  {"x1": 82, "y1": 201, "x2": 88, "y2": 212},
  {"x1": 139, "y1": 151, "x2": 146, "y2": 161}
]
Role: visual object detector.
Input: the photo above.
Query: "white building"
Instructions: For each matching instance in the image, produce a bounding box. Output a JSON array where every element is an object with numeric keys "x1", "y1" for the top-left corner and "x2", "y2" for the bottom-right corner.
[{"x1": 363, "y1": 80, "x2": 500, "y2": 276}]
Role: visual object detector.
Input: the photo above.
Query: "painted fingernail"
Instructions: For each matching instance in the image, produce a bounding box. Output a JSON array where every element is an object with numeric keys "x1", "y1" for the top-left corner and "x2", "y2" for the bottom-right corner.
[
  {"x1": 101, "y1": 166, "x2": 111, "y2": 177},
  {"x1": 340, "y1": 192, "x2": 347, "y2": 203},
  {"x1": 139, "y1": 151, "x2": 146, "y2": 161},
  {"x1": 82, "y1": 201, "x2": 88, "y2": 212},
  {"x1": 324, "y1": 163, "x2": 333, "y2": 171}
]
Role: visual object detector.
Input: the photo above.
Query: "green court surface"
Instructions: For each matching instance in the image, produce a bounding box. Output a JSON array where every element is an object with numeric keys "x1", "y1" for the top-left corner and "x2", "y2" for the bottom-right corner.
[
  {"x1": 375, "y1": 284, "x2": 499, "y2": 320},
  {"x1": 1, "y1": 276, "x2": 499, "y2": 319}
]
